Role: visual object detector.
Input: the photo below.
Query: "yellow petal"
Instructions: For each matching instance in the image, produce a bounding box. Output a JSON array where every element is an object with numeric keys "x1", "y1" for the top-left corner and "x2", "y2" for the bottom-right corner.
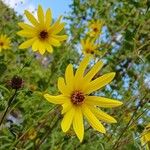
[
  {"x1": 82, "y1": 104, "x2": 106, "y2": 133},
  {"x1": 85, "y1": 96, "x2": 123, "y2": 108},
  {"x1": 61, "y1": 101, "x2": 72, "y2": 114},
  {"x1": 89, "y1": 106, "x2": 117, "y2": 123},
  {"x1": 48, "y1": 38, "x2": 60, "y2": 47},
  {"x1": 51, "y1": 35, "x2": 68, "y2": 41},
  {"x1": 45, "y1": 8, "x2": 52, "y2": 28},
  {"x1": 37, "y1": 5, "x2": 44, "y2": 24},
  {"x1": 73, "y1": 107, "x2": 84, "y2": 142},
  {"x1": 51, "y1": 23, "x2": 65, "y2": 34},
  {"x1": 32, "y1": 40, "x2": 39, "y2": 51},
  {"x1": 25, "y1": 10, "x2": 38, "y2": 26},
  {"x1": 17, "y1": 30, "x2": 35, "y2": 37},
  {"x1": 37, "y1": 41, "x2": 46, "y2": 55},
  {"x1": 85, "y1": 72, "x2": 116, "y2": 94},
  {"x1": 49, "y1": 16, "x2": 62, "y2": 32},
  {"x1": 44, "y1": 94, "x2": 67, "y2": 104},
  {"x1": 18, "y1": 22, "x2": 34, "y2": 31},
  {"x1": 61, "y1": 107, "x2": 75, "y2": 132},
  {"x1": 74, "y1": 56, "x2": 91, "y2": 90},
  {"x1": 58, "y1": 77, "x2": 70, "y2": 96},
  {"x1": 75, "y1": 56, "x2": 91, "y2": 79},
  {"x1": 83, "y1": 61, "x2": 103, "y2": 82},
  {"x1": 65, "y1": 64, "x2": 74, "y2": 91},
  {"x1": 19, "y1": 38, "x2": 36, "y2": 49},
  {"x1": 46, "y1": 44, "x2": 53, "y2": 53}
]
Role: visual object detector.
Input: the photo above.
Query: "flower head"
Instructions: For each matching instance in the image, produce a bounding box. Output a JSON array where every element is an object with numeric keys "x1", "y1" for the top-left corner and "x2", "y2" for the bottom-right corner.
[
  {"x1": 0, "y1": 34, "x2": 11, "y2": 52},
  {"x1": 88, "y1": 20, "x2": 103, "y2": 38},
  {"x1": 141, "y1": 123, "x2": 150, "y2": 150},
  {"x1": 17, "y1": 5, "x2": 68, "y2": 55},
  {"x1": 44, "y1": 56, "x2": 123, "y2": 142},
  {"x1": 10, "y1": 75, "x2": 23, "y2": 89},
  {"x1": 81, "y1": 38, "x2": 100, "y2": 56}
]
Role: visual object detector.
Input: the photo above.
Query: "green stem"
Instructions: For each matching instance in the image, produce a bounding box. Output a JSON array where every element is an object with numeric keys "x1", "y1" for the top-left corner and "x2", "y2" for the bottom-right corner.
[
  {"x1": 0, "y1": 89, "x2": 18, "y2": 126},
  {"x1": 111, "y1": 94, "x2": 147, "y2": 149},
  {"x1": 36, "y1": 113, "x2": 61, "y2": 149}
]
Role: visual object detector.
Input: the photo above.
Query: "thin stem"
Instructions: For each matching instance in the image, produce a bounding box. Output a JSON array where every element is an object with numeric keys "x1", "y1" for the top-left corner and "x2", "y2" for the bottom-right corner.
[
  {"x1": 111, "y1": 94, "x2": 147, "y2": 149},
  {"x1": 11, "y1": 106, "x2": 57, "y2": 148},
  {"x1": 36, "y1": 113, "x2": 61, "y2": 149},
  {"x1": 19, "y1": 56, "x2": 34, "y2": 73},
  {"x1": 0, "y1": 89, "x2": 18, "y2": 126}
]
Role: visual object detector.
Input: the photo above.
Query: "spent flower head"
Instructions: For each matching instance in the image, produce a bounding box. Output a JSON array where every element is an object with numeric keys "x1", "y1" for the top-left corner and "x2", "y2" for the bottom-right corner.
[
  {"x1": 17, "y1": 5, "x2": 68, "y2": 55},
  {"x1": 44, "y1": 56, "x2": 123, "y2": 142},
  {"x1": 10, "y1": 75, "x2": 23, "y2": 90}
]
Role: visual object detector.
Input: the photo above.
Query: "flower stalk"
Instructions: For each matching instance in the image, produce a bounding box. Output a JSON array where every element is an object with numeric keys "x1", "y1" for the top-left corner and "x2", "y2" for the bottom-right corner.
[{"x1": 0, "y1": 89, "x2": 18, "y2": 126}]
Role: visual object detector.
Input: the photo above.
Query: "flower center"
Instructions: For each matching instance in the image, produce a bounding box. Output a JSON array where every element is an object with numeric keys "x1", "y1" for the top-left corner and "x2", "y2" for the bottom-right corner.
[
  {"x1": 71, "y1": 91, "x2": 85, "y2": 105},
  {"x1": 0, "y1": 42, "x2": 4, "y2": 46},
  {"x1": 86, "y1": 48, "x2": 94, "y2": 54},
  {"x1": 39, "y1": 30, "x2": 48, "y2": 40},
  {"x1": 93, "y1": 27, "x2": 98, "y2": 32}
]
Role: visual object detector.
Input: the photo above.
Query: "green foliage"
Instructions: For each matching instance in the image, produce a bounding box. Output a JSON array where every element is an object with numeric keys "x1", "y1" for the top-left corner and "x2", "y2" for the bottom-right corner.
[{"x1": 0, "y1": 0, "x2": 149, "y2": 149}]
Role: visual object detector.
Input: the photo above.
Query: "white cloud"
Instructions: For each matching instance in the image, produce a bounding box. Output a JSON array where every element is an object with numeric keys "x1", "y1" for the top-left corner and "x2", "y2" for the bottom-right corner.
[
  {"x1": 2, "y1": 0, "x2": 37, "y2": 21},
  {"x1": 2, "y1": 0, "x2": 25, "y2": 8}
]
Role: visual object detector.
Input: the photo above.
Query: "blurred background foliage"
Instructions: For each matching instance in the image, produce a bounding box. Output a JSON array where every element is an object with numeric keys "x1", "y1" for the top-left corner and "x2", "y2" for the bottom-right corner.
[{"x1": 0, "y1": 0, "x2": 150, "y2": 149}]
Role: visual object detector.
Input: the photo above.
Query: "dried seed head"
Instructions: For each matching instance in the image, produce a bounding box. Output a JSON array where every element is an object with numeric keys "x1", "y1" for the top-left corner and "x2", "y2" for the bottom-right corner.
[{"x1": 10, "y1": 75, "x2": 23, "y2": 89}]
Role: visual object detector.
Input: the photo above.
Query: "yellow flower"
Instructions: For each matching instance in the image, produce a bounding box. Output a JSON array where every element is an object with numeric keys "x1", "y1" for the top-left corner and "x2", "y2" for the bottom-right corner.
[
  {"x1": 81, "y1": 38, "x2": 100, "y2": 56},
  {"x1": 88, "y1": 20, "x2": 103, "y2": 38},
  {"x1": 27, "y1": 128, "x2": 37, "y2": 140},
  {"x1": 141, "y1": 123, "x2": 150, "y2": 150},
  {"x1": 17, "y1": 5, "x2": 68, "y2": 55},
  {"x1": 44, "y1": 56, "x2": 123, "y2": 142},
  {"x1": 0, "y1": 34, "x2": 11, "y2": 52}
]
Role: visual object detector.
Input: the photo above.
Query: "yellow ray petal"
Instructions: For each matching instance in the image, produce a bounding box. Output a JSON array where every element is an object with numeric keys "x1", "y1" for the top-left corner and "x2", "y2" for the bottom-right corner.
[
  {"x1": 74, "y1": 56, "x2": 91, "y2": 90},
  {"x1": 32, "y1": 40, "x2": 39, "y2": 51},
  {"x1": 73, "y1": 107, "x2": 84, "y2": 142},
  {"x1": 85, "y1": 96, "x2": 123, "y2": 108},
  {"x1": 83, "y1": 61, "x2": 103, "y2": 82},
  {"x1": 51, "y1": 35, "x2": 68, "y2": 41},
  {"x1": 44, "y1": 94, "x2": 67, "y2": 104},
  {"x1": 25, "y1": 10, "x2": 39, "y2": 26},
  {"x1": 89, "y1": 106, "x2": 117, "y2": 123},
  {"x1": 17, "y1": 30, "x2": 36, "y2": 37},
  {"x1": 19, "y1": 38, "x2": 36, "y2": 49},
  {"x1": 82, "y1": 104, "x2": 106, "y2": 133},
  {"x1": 38, "y1": 41, "x2": 46, "y2": 55},
  {"x1": 61, "y1": 101, "x2": 73, "y2": 114},
  {"x1": 37, "y1": 5, "x2": 44, "y2": 24},
  {"x1": 75, "y1": 56, "x2": 91, "y2": 79},
  {"x1": 18, "y1": 22, "x2": 35, "y2": 31},
  {"x1": 65, "y1": 64, "x2": 74, "y2": 91},
  {"x1": 58, "y1": 77, "x2": 70, "y2": 96},
  {"x1": 51, "y1": 23, "x2": 65, "y2": 34},
  {"x1": 85, "y1": 72, "x2": 116, "y2": 94},
  {"x1": 48, "y1": 38, "x2": 61, "y2": 47},
  {"x1": 46, "y1": 44, "x2": 53, "y2": 53},
  {"x1": 61, "y1": 107, "x2": 75, "y2": 132},
  {"x1": 49, "y1": 16, "x2": 62, "y2": 32},
  {"x1": 45, "y1": 8, "x2": 52, "y2": 28}
]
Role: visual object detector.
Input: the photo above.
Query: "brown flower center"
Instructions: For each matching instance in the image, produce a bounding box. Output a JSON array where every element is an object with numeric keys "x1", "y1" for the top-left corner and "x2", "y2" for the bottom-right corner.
[
  {"x1": 93, "y1": 27, "x2": 98, "y2": 32},
  {"x1": 86, "y1": 48, "x2": 94, "y2": 54},
  {"x1": 71, "y1": 91, "x2": 85, "y2": 105},
  {"x1": 0, "y1": 42, "x2": 4, "y2": 46},
  {"x1": 39, "y1": 30, "x2": 48, "y2": 40}
]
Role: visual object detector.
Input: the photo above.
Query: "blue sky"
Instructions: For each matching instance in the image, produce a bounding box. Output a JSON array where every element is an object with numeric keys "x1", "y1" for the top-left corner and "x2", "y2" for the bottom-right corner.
[{"x1": 3, "y1": 0, "x2": 72, "y2": 18}]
